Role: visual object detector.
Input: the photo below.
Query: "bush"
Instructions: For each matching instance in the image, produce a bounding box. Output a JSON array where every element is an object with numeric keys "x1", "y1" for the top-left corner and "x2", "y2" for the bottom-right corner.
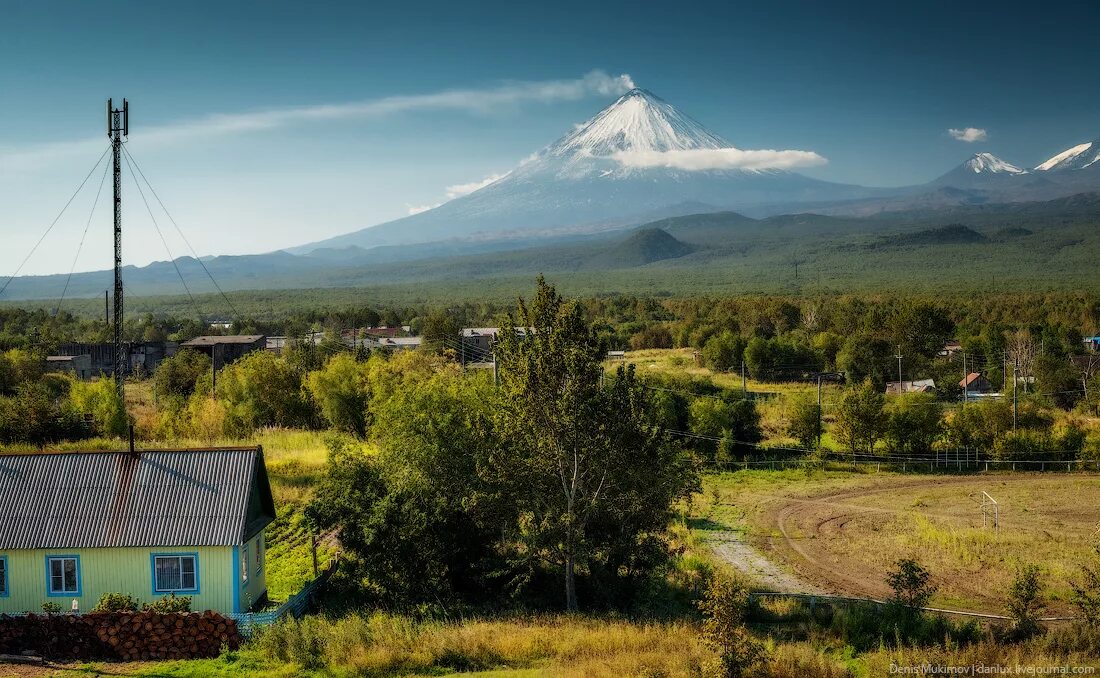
[
  {"x1": 306, "y1": 353, "x2": 371, "y2": 436},
  {"x1": 696, "y1": 572, "x2": 763, "y2": 677},
  {"x1": 93, "y1": 593, "x2": 142, "y2": 612},
  {"x1": 887, "y1": 558, "x2": 936, "y2": 610},
  {"x1": 884, "y1": 393, "x2": 943, "y2": 455},
  {"x1": 144, "y1": 593, "x2": 192, "y2": 613},
  {"x1": 1071, "y1": 544, "x2": 1100, "y2": 627},
  {"x1": 786, "y1": 392, "x2": 821, "y2": 450},
  {"x1": 701, "y1": 332, "x2": 746, "y2": 373},
  {"x1": 1006, "y1": 564, "x2": 1045, "y2": 639},
  {"x1": 69, "y1": 378, "x2": 128, "y2": 437},
  {"x1": 153, "y1": 349, "x2": 211, "y2": 400}
]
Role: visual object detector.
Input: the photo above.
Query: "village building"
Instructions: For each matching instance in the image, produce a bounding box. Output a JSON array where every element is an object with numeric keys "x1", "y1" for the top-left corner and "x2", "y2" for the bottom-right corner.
[
  {"x1": 181, "y1": 335, "x2": 266, "y2": 368},
  {"x1": 52, "y1": 341, "x2": 177, "y2": 377},
  {"x1": 938, "y1": 340, "x2": 963, "y2": 358},
  {"x1": 885, "y1": 378, "x2": 936, "y2": 395},
  {"x1": 0, "y1": 447, "x2": 275, "y2": 616},
  {"x1": 44, "y1": 354, "x2": 94, "y2": 380},
  {"x1": 959, "y1": 372, "x2": 993, "y2": 394},
  {"x1": 368, "y1": 336, "x2": 423, "y2": 351}
]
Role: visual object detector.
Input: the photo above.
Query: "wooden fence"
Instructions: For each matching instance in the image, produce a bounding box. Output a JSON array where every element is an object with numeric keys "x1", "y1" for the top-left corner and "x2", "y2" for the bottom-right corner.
[{"x1": 230, "y1": 557, "x2": 338, "y2": 636}]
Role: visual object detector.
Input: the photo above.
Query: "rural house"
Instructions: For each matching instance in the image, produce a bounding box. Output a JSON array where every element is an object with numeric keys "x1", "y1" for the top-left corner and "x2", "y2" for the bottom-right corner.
[
  {"x1": 0, "y1": 447, "x2": 275, "y2": 616},
  {"x1": 959, "y1": 372, "x2": 993, "y2": 394},
  {"x1": 885, "y1": 378, "x2": 936, "y2": 395}
]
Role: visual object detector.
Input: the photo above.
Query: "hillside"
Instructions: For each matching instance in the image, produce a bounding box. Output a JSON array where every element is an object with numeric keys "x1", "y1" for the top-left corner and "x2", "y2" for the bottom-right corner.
[{"x1": 3, "y1": 192, "x2": 1100, "y2": 309}]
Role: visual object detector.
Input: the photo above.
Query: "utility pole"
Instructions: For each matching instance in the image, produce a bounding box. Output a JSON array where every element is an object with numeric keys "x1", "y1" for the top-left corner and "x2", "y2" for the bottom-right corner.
[
  {"x1": 741, "y1": 360, "x2": 747, "y2": 394},
  {"x1": 107, "y1": 98, "x2": 128, "y2": 400},
  {"x1": 816, "y1": 374, "x2": 823, "y2": 450},
  {"x1": 1013, "y1": 357, "x2": 1018, "y2": 431},
  {"x1": 895, "y1": 346, "x2": 903, "y2": 387},
  {"x1": 962, "y1": 352, "x2": 968, "y2": 406}
]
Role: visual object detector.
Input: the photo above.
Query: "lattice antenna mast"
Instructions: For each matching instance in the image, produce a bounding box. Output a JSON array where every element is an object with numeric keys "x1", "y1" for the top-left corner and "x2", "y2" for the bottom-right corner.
[{"x1": 107, "y1": 98, "x2": 129, "y2": 398}]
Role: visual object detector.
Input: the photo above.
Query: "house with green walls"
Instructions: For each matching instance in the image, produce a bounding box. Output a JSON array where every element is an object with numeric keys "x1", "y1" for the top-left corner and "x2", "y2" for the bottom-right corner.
[{"x1": 0, "y1": 446, "x2": 275, "y2": 616}]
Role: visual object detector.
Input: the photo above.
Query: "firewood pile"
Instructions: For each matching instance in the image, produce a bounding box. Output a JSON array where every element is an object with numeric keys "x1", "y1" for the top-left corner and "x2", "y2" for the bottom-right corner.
[{"x1": 0, "y1": 611, "x2": 241, "y2": 660}]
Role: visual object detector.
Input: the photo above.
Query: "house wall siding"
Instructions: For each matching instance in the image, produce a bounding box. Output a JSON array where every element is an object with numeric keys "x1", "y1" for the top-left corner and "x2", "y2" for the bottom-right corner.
[
  {"x1": 238, "y1": 533, "x2": 268, "y2": 611},
  {"x1": 0, "y1": 546, "x2": 233, "y2": 615}
]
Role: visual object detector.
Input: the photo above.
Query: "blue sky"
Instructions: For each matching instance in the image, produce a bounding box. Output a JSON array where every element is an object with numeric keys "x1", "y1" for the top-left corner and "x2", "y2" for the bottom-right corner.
[{"x1": 2, "y1": 0, "x2": 1100, "y2": 275}]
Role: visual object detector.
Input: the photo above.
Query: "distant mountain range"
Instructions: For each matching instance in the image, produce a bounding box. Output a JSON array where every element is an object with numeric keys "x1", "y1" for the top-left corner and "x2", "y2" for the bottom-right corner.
[
  {"x1": 5, "y1": 89, "x2": 1100, "y2": 304},
  {"x1": 291, "y1": 89, "x2": 1100, "y2": 253}
]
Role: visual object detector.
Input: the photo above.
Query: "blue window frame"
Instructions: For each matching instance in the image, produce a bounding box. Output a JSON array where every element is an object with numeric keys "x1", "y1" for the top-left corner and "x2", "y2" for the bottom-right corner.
[
  {"x1": 0, "y1": 556, "x2": 9, "y2": 597},
  {"x1": 150, "y1": 553, "x2": 200, "y2": 594},
  {"x1": 45, "y1": 555, "x2": 81, "y2": 597}
]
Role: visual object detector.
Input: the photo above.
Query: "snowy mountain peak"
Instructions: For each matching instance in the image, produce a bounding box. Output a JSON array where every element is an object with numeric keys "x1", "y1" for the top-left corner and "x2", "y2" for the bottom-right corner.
[
  {"x1": 1035, "y1": 141, "x2": 1100, "y2": 171},
  {"x1": 547, "y1": 87, "x2": 729, "y2": 159},
  {"x1": 964, "y1": 152, "x2": 1023, "y2": 174}
]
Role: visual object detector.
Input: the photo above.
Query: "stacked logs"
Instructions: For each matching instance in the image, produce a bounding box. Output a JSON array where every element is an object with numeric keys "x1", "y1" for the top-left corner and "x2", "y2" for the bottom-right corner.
[{"x1": 0, "y1": 611, "x2": 240, "y2": 660}]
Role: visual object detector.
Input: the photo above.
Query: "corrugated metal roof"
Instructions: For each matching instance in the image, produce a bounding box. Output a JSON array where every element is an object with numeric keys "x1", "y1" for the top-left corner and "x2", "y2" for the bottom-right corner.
[
  {"x1": 181, "y1": 335, "x2": 265, "y2": 346},
  {"x1": 0, "y1": 448, "x2": 274, "y2": 550}
]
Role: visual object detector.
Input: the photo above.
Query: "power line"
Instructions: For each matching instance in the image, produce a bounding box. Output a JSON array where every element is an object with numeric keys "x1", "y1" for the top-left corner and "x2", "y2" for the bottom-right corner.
[
  {"x1": 121, "y1": 145, "x2": 241, "y2": 321},
  {"x1": 56, "y1": 158, "x2": 112, "y2": 315},
  {"x1": 0, "y1": 145, "x2": 112, "y2": 299},
  {"x1": 122, "y1": 150, "x2": 202, "y2": 318}
]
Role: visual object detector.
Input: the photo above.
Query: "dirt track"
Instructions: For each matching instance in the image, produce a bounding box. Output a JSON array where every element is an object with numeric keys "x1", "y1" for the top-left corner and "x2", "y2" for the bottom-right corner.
[{"x1": 711, "y1": 473, "x2": 1100, "y2": 614}]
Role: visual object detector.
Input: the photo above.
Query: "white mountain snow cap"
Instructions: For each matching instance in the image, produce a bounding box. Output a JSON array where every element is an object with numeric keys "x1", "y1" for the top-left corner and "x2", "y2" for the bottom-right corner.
[
  {"x1": 547, "y1": 88, "x2": 826, "y2": 171},
  {"x1": 550, "y1": 88, "x2": 729, "y2": 157},
  {"x1": 964, "y1": 152, "x2": 1023, "y2": 174},
  {"x1": 1034, "y1": 141, "x2": 1100, "y2": 171}
]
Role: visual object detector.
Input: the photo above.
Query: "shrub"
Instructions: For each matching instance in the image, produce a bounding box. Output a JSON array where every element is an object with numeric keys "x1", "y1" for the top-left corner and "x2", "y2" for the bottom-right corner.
[
  {"x1": 93, "y1": 593, "x2": 141, "y2": 612},
  {"x1": 1071, "y1": 544, "x2": 1100, "y2": 626},
  {"x1": 306, "y1": 353, "x2": 370, "y2": 436},
  {"x1": 696, "y1": 572, "x2": 763, "y2": 677},
  {"x1": 41, "y1": 602, "x2": 62, "y2": 615},
  {"x1": 701, "y1": 332, "x2": 746, "y2": 373},
  {"x1": 153, "y1": 349, "x2": 211, "y2": 400},
  {"x1": 1006, "y1": 564, "x2": 1045, "y2": 639},
  {"x1": 144, "y1": 593, "x2": 192, "y2": 613},
  {"x1": 786, "y1": 392, "x2": 821, "y2": 451},
  {"x1": 69, "y1": 378, "x2": 128, "y2": 437}
]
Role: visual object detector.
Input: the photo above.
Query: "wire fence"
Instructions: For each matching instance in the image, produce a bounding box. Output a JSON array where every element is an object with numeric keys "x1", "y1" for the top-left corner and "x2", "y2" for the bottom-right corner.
[{"x1": 747, "y1": 591, "x2": 1076, "y2": 623}]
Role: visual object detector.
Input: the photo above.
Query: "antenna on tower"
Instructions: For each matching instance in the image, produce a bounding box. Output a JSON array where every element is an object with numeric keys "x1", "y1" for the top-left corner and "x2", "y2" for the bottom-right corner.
[{"x1": 107, "y1": 98, "x2": 129, "y2": 401}]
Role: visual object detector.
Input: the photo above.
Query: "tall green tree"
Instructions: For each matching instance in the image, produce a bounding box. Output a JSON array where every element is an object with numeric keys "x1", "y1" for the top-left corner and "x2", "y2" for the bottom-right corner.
[
  {"x1": 884, "y1": 392, "x2": 943, "y2": 455},
  {"x1": 153, "y1": 349, "x2": 211, "y2": 401},
  {"x1": 834, "y1": 381, "x2": 887, "y2": 454},
  {"x1": 492, "y1": 277, "x2": 696, "y2": 611},
  {"x1": 306, "y1": 354, "x2": 371, "y2": 436},
  {"x1": 786, "y1": 392, "x2": 822, "y2": 450}
]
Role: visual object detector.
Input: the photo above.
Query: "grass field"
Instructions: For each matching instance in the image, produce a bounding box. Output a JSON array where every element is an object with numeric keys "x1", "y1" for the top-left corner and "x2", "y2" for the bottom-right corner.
[{"x1": 699, "y1": 468, "x2": 1100, "y2": 614}]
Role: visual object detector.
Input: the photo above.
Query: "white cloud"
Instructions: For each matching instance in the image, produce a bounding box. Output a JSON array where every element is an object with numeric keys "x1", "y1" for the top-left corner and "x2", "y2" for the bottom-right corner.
[
  {"x1": 611, "y1": 147, "x2": 828, "y2": 171},
  {"x1": 444, "y1": 172, "x2": 509, "y2": 199},
  {"x1": 406, "y1": 204, "x2": 439, "y2": 215},
  {"x1": 948, "y1": 127, "x2": 988, "y2": 143},
  {"x1": 2, "y1": 70, "x2": 636, "y2": 167}
]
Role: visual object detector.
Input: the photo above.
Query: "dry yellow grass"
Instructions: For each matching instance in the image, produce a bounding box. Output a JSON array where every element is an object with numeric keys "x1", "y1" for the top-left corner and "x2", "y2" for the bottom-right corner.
[{"x1": 703, "y1": 469, "x2": 1100, "y2": 613}]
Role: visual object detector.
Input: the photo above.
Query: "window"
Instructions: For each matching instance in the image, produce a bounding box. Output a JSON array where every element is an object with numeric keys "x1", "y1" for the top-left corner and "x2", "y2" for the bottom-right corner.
[
  {"x1": 46, "y1": 556, "x2": 80, "y2": 596},
  {"x1": 242, "y1": 547, "x2": 249, "y2": 584},
  {"x1": 152, "y1": 554, "x2": 198, "y2": 593},
  {"x1": 0, "y1": 556, "x2": 8, "y2": 597},
  {"x1": 255, "y1": 539, "x2": 262, "y2": 576}
]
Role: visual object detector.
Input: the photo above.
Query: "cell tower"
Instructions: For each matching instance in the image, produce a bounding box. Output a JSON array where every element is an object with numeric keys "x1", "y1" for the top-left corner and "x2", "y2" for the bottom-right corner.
[{"x1": 107, "y1": 98, "x2": 129, "y2": 398}]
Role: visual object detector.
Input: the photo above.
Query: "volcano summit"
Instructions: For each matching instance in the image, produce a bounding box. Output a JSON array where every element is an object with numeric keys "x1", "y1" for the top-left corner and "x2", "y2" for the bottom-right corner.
[{"x1": 295, "y1": 89, "x2": 874, "y2": 252}]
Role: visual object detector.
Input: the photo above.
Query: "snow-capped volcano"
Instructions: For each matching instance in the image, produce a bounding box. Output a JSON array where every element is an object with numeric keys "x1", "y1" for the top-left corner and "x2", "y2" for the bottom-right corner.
[
  {"x1": 927, "y1": 152, "x2": 1029, "y2": 191},
  {"x1": 295, "y1": 88, "x2": 872, "y2": 252},
  {"x1": 1035, "y1": 140, "x2": 1100, "y2": 171},
  {"x1": 963, "y1": 152, "x2": 1024, "y2": 174},
  {"x1": 548, "y1": 88, "x2": 727, "y2": 158}
]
